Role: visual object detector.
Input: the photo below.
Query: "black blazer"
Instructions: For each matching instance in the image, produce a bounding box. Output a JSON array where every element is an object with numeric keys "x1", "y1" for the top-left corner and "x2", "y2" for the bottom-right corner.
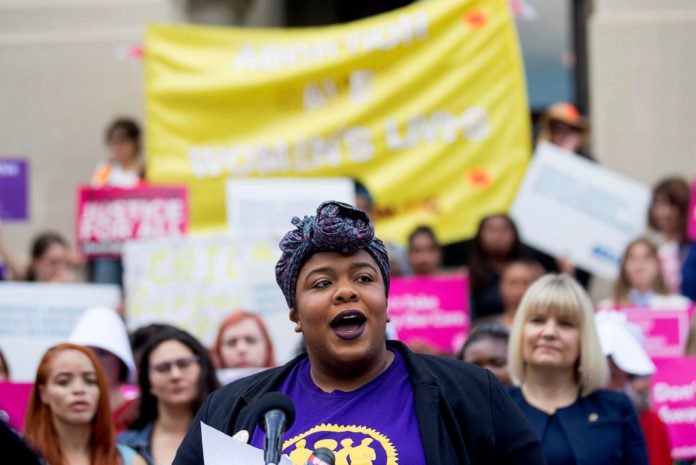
[
  {"x1": 173, "y1": 341, "x2": 546, "y2": 465},
  {"x1": 509, "y1": 387, "x2": 648, "y2": 465}
]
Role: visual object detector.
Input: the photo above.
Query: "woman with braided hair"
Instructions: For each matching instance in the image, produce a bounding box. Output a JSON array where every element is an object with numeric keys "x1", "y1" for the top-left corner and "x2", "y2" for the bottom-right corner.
[{"x1": 173, "y1": 201, "x2": 544, "y2": 465}]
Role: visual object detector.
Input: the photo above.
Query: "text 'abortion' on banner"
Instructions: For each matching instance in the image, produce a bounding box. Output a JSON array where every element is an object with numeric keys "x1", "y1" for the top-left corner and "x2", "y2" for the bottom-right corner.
[{"x1": 145, "y1": 0, "x2": 530, "y2": 244}]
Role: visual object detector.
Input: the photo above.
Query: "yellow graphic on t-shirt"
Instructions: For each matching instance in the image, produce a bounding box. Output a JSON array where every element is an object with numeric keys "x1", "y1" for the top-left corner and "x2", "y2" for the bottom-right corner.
[{"x1": 283, "y1": 424, "x2": 397, "y2": 465}]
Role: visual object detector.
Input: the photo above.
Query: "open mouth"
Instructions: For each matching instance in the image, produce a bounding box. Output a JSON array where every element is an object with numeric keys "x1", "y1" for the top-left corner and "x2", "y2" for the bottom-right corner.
[{"x1": 330, "y1": 310, "x2": 367, "y2": 340}]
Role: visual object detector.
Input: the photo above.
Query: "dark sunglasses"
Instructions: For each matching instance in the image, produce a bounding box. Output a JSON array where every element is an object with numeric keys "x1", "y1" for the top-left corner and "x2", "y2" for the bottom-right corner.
[{"x1": 150, "y1": 355, "x2": 200, "y2": 374}]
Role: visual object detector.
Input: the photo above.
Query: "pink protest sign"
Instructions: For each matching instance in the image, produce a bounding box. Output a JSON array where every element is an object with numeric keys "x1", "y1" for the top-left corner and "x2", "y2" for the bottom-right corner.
[
  {"x1": 0, "y1": 382, "x2": 33, "y2": 431},
  {"x1": 387, "y1": 274, "x2": 469, "y2": 355},
  {"x1": 689, "y1": 179, "x2": 696, "y2": 241},
  {"x1": 652, "y1": 357, "x2": 696, "y2": 460},
  {"x1": 617, "y1": 308, "x2": 691, "y2": 359},
  {"x1": 77, "y1": 185, "x2": 188, "y2": 257}
]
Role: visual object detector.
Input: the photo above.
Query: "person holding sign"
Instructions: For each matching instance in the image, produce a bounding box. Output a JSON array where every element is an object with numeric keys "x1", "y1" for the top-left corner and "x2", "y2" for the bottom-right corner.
[
  {"x1": 91, "y1": 118, "x2": 144, "y2": 189},
  {"x1": 535, "y1": 102, "x2": 592, "y2": 160},
  {"x1": 172, "y1": 201, "x2": 544, "y2": 465},
  {"x1": 507, "y1": 274, "x2": 648, "y2": 465},
  {"x1": 24, "y1": 343, "x2": 146, "y2": 465}
]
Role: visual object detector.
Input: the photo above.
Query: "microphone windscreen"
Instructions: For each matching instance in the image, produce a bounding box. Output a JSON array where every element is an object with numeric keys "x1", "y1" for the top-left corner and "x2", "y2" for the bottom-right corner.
[
  {"x1": 309, "y1": 447, "x2": 336, "y2": 465},
  {"x1": 256, "y1": 392, "x2": 296, "y2": 430}
]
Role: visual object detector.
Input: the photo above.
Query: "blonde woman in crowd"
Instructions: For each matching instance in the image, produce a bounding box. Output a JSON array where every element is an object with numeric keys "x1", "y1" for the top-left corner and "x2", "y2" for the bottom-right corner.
[
  {"x1": 507, "y1": 274, "x2": 648, "y2": 465},
  {"x1": 602, "y1": 237, "x2": 691, "y2": 309}
]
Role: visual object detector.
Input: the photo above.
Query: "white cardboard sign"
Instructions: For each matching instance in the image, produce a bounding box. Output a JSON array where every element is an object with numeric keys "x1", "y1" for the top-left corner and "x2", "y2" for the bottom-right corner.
[
  {"x1": 225, "y1": 177, "x2": 355, "y2": 234},
  {"x1": 510, "y1": 142, "x2": 650, "y2": 279},
  {"x1": 0, "y1": 283, "x2": 121, "y2": 381}
]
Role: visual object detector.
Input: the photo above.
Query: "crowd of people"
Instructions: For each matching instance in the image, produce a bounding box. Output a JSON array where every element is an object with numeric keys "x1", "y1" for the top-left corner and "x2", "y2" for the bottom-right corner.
[{"x1": 0, "y1": 102, "x2": 695, "y2": 465}]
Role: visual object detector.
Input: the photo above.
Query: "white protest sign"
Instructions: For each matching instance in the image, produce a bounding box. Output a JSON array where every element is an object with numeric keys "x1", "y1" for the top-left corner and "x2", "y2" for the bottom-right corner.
[
  {"x1": 225, "y1": 177, "x2": 355, "y2": 234},
  {"x1": 0, "y1": 283, "x2": 121, "y2": 381},
  {"x1": 123, "y1": 234, "x2": 299, "y2": 364},
  {"x1": 510, "y1": 142, "x2": 650, "y2": 279},
  {"x1": 201, "y1": 422, "x2": 292, "y2": 465}
]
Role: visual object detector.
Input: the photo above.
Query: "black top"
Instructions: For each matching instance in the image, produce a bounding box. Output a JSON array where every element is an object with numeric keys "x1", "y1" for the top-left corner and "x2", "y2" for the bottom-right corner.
[
  {"x1": 509, "y1": 387, "x2": 648, "y2": 465},
  {"x1": 0, "y1": 420, "x2": 42, "y2": 465},
  {"x1": 172, "y1": 341, "x2": 546, "y2": 465}
]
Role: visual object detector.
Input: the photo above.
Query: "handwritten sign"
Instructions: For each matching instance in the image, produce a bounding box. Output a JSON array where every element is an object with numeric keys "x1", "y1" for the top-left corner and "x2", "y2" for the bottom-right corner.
[
  {"x1": 652, "y1": 357, "x2": 696, "y2": 460},
  {"x1": 387, "y1": 275, "x2": 469, "y2": 354},
  {"x1": 0, "y1": 158, "x2": 28, "y2": 221},
  {"x1": 76, "y1": 185, "x2": 188, "y2": 257},
  {"x1": 123, "y1": 234, "x2": 299, "y2": 364}
]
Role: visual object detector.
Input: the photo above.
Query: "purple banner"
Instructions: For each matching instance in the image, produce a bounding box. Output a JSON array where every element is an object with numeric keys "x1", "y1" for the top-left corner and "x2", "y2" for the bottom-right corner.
[{"x1": 0, "y1": 158, "x2": 29, "y2": 221}]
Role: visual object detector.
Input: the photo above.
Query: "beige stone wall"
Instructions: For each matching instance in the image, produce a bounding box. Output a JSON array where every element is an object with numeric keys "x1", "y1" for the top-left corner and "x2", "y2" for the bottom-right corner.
[
  {"x1": 588, "y1": 0, "x2": 696, "y2": 300},
  {"x1": 589, "y1": 0, "x2": 696, "y2": 183},
  {"x1": 0, "y1": 0, "x2": 283, "y2": 269}
]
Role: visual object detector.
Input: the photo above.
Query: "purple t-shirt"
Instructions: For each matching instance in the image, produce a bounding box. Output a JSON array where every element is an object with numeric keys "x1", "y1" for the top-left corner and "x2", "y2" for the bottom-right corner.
[{"x1": 250, "y1": 350, "x2": 426, "y2": 465}]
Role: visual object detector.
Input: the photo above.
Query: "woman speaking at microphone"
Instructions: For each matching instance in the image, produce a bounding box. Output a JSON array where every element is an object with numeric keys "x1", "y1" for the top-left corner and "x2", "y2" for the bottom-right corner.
[{"x1": 173, "y1": 201, "x2": 544, "y2": 465}]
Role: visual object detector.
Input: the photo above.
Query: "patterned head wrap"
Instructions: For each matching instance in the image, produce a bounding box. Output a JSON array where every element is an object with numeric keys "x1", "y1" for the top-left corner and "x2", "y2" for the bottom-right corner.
[{"x1": 275, "y1": 201, "x2": 390, "y2": 308}]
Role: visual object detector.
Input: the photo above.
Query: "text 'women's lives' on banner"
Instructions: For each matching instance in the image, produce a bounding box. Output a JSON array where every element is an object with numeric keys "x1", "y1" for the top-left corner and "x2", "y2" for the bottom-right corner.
[
  {"x1": 0, "y1": 283, "x2": 121, "y2": 381},
  {"x1": 146, "y1": 0, "x2": 530, "y2": 245},
  {"x1": 77, "y1": 185, "x2": 188, "y2": 257},
  {"x1": 510, "y1": 142, "x2": 650, "y2": 280},
  {"x1": 123, "y1": 234, "x2": 300, "y2": 364},
  {"x1": 387, "y1": 274, "x2": 469, "y2": 354},
  {"x1": 651, "y1": 357, "x2": 696, "y2": 460},
  {"x1": 615, "y1": 307, "x2": 694, "y2": 359}
]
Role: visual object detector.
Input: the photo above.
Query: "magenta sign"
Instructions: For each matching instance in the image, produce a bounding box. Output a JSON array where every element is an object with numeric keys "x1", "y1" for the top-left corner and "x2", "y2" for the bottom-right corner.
[
  {"x1": 387, "y1": 274, "x2": 469, "y2": 355},
  {"x1": 618, "y1": 307, "x2": 691, "y2": 359},
  {"x1": 76, "y1": 185, "x2": 189, "y2": 257},
  {"x1": 0, "y1": 382, "x2": 33, "y2": 431},
  {"x1": 652, "y1": 357, "x2": 696, "y2": 460}
]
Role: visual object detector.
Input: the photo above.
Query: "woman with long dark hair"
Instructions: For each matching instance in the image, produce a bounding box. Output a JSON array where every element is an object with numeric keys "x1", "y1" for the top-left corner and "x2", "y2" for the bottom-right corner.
[
  {"x1": 467, "y1": 214, "x2": 530, "y2": 320},
  {"x1": 0, "y1": 230, "x2": 76, "y2": 282},
  {"x1": 119, "y1": 328, "x2": 219, "y2": 465},
  {"x1": 647, "y1": 177, "x2": 694, "y2": 296}
]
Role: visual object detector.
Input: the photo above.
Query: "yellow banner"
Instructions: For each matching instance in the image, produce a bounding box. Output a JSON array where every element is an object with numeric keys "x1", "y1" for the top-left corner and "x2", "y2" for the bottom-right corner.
[{"x1": 146, "y1": 0, "x2": 529, "y2": 244}]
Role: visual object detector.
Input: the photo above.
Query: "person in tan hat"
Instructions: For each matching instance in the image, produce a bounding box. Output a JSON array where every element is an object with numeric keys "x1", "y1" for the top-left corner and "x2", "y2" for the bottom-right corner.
[{"x1": 536, "y1": 102, "x2": 592, "y2": 159}]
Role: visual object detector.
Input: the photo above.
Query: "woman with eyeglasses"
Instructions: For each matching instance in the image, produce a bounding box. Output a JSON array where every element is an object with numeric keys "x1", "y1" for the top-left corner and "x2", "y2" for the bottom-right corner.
[{"x1": 119, "y1": 328, "x2": 219, "y2": 465}]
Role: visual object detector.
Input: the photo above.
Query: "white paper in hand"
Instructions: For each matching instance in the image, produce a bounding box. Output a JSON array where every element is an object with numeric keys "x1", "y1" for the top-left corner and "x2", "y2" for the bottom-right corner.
[{"x1": 201, "y1": 421, "x2": 292, "y2": 465}]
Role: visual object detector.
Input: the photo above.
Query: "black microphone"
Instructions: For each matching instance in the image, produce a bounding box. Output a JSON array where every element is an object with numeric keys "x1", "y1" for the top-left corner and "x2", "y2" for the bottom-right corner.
[
  {"x1": 306, "y1": 447, "x2": 335, "y2": 465},
  {"x1": 257, "y1": 392, "x2": 296, "y2": 465}
]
